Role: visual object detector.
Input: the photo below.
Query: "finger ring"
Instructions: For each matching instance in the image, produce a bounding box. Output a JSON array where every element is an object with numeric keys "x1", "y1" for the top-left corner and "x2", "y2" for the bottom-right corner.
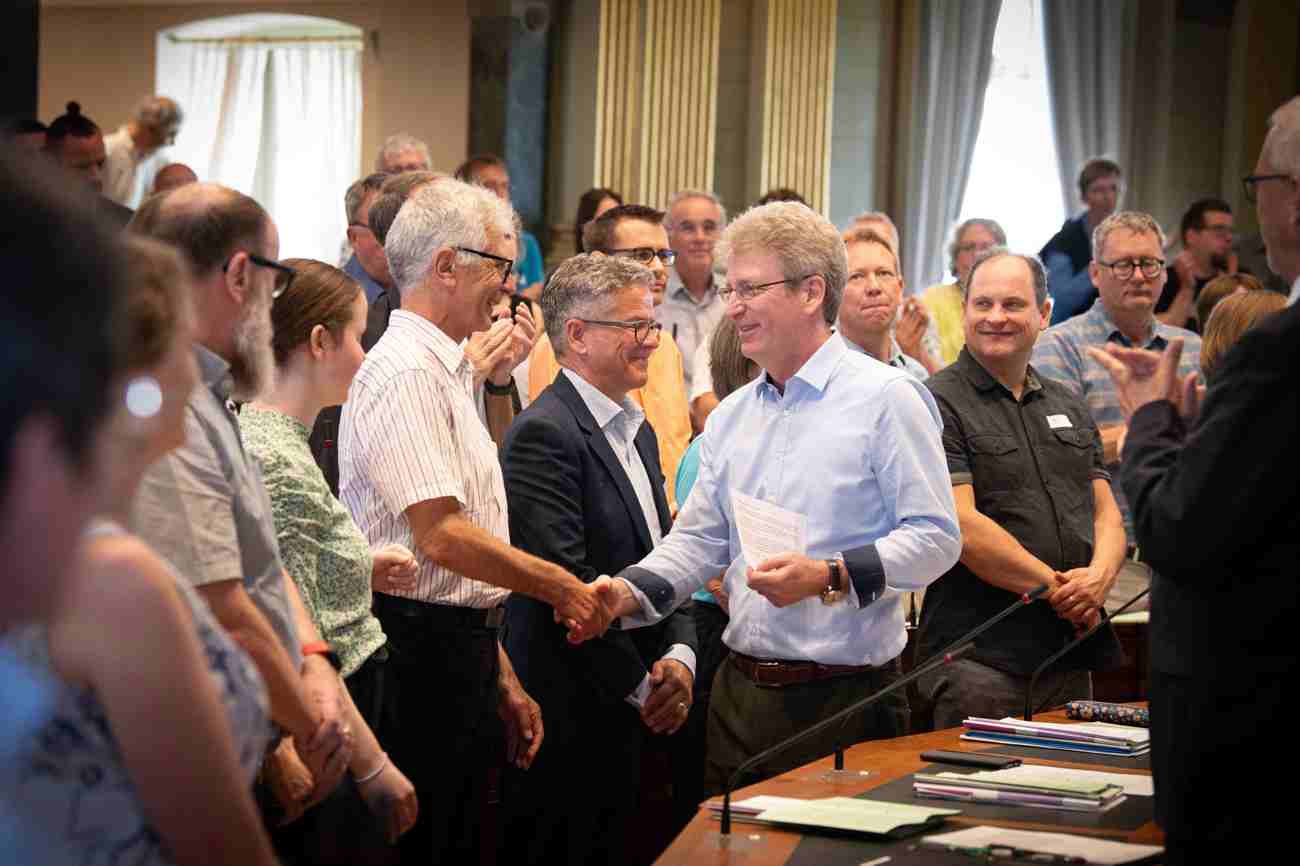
[{"x1": 678, "y1": 701, "x2": 688, "y2": 712}]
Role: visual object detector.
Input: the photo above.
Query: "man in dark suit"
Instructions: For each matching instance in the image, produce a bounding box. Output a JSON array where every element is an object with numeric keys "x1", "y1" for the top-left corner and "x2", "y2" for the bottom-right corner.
[
  {"x1": 501, "y1": 253, "x2": 697, "y2": 865},
  {"x1": 1088, "y1": 95, "x2": 1300, "y2": 865}
]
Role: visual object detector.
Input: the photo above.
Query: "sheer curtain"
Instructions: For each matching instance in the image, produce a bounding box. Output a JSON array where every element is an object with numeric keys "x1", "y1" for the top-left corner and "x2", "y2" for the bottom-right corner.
[
  {"x1": 900, "y1": 0, "x2": 1003, "y2": 291},
  {"x1": 1041, "y1": 0, "x2": 1139, "y2": 215},
  {"x1": 157, "y1": 32, "x2": 361, "y2": 261}
]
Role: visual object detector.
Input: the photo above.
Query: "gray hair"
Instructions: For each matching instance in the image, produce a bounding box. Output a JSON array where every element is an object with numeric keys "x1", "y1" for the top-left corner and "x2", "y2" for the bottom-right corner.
[
  {"x1": 664, "y1": 189, "x2": 728, "y2": 228},
  {"x1": 962, "y1": 247, "x2": 1049, "y2": 307},
  {"x1": 384, "y1": 178, "x2": 516, "y2": 296},
  {"x1": 134, "y1": 95, "x2": 182, "y2": 132},
  {"x1": 1091, "y1": 211, "x2": 1167, "y2": 261},
  {"x1": 375, "y1": 133, "x2": 432, "y2": 172},
  {"x1": 1264, "y1": 95, "x2": 1300, "y2": 176},
  {"x1": 947, "y1": 217, "x2": 1007, "y2": 277},
  {"x1": 344, "y1": 172, "x2": 389, "y2": 225},
  {"x1": 542, "y1": 254, "x2": 656, "y2": 357},
  {"x1": 717, "y1": 200, "x2": 847, "y2": 326}
]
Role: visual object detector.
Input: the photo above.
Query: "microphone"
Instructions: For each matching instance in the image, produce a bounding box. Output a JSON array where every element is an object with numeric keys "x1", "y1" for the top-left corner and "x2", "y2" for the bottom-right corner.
[
  {"x1": 719, "y1": 583, "x2": 1051, "y2": 836},
  {"x1": 1023, "y1": 587, "x2": 1150, "y2": 721}
]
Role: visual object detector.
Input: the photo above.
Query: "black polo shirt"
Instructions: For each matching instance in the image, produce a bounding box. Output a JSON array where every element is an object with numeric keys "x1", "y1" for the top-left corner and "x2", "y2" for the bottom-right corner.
[{"x1": 920, "y1": 347, "x2": 1122, "y2": 676}]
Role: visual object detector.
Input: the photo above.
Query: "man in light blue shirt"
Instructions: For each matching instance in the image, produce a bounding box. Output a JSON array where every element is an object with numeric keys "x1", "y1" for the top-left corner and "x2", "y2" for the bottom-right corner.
[
  {"x1": 587, "y1": 201, "x2": 961, "y2": 793},
  {"x1": 837, "y1": 225, "x2": 929, "y2": 381}
]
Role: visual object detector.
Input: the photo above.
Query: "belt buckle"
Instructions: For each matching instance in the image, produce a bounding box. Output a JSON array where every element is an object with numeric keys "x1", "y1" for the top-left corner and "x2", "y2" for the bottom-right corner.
[{"x1": 755, "y1": 659, "x2": 785, "y2": 688}]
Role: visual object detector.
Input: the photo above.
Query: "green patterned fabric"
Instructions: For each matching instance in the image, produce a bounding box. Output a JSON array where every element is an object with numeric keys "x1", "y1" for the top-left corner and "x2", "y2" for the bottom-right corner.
[{"x1": 240, "y1": 404, "x2": 385, "y2": 678}]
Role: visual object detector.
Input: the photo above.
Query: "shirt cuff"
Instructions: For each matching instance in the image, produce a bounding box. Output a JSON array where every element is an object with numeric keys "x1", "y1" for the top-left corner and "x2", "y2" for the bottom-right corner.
[
  {"x1": 843, "y1": 544, "x2": 887, "y2": 609},
  {"x1": 626, "y1": 675, "x2": 653, "y2": 708},
  {"x1": 662, "y1": 643, "x2": 697, "y2": 679},
  {"x1": 615, "y1": 566, "x2": 677, "y2": 624}
]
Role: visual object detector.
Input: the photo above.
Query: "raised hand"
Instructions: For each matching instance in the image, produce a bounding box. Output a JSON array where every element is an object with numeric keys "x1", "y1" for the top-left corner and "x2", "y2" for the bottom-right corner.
[
  {"x1": 464, "y1": 318, "x2": 514, "y2": 386},
  {"x1": 1085, "y1": 338, "x2": 1185, "y2": 422}
]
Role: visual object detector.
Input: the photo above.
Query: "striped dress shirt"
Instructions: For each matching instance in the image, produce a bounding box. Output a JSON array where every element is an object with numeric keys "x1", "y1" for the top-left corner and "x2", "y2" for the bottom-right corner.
[{"x1": 339, "y1": 311, "x2": 510, "y2": 608}]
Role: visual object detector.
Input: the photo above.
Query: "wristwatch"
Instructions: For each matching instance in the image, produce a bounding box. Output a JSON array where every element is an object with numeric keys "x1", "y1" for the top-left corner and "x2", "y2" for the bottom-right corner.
[
  {"x1": 483, "y1": 377, "x2": 514, "y2": 396},
  {"x1": 820, "y1": 557, "x2": 845, "y2": 605}
]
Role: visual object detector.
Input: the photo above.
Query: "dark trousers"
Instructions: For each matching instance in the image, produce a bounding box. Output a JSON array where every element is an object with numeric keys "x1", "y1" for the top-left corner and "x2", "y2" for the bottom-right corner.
[
  {"x1": 704, "y1": 654, "x2": 909, "y2": 795},
  {"x1": 273, "y1": 649, "x2": 401, "y2": 866},
  {"x1": 374, "y1": 594, "x2": 502, "y2": 866},
  {"x1": 1151, "y1": 668, "x2": 1292, "y2": 860},
  {"x1": 919, "y1": 657, "x2": 1092, "y2": 731},
  {"x1": 673, "y1": 601, "x2": 730, "y2": 828}
]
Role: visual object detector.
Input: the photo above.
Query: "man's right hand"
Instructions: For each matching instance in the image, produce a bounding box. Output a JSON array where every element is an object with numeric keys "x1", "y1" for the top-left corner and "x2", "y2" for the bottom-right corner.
[{"x1": 552, "y1": 576, "x2": 617, "y2": 643}]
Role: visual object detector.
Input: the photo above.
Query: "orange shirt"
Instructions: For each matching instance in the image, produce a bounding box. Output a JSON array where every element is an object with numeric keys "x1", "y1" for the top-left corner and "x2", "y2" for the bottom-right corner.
[{"x1": 528, "y1": 331, "x2": 693, "y2": 510}]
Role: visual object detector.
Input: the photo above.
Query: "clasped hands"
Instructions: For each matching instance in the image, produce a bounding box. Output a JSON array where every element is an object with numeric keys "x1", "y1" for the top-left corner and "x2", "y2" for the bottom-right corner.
[
  {"x1": 465, "y1": 301, "x2": 536, "y2": 388},
  {"x1": 1047, "y1": 565, "x2": 1110, "y2": 632}
]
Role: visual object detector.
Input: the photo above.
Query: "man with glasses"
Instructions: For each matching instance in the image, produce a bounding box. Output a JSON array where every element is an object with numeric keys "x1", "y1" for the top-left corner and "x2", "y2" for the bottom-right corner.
[
  {"x1": 1157, "y1": 198, "x2": 1248, "y2": 330},
  {"x1": 1041, "y1": 158, "x2": 1124, "y2": 324},
  {"x1": 1033, "y1": 211, "x2": 1201, "y2": 542},
  {"x1": 127, "y1": 183, "x2": 355, "y2": 831},
  {"x1": 528, "y1": 204, "x2": 693, "y2": 506},
  {"x1": 500, "y1": 253, "x2": 698, "y2": 865},
  {"x1": 659, "y1": 190, "x2": 728, "y2": 413},
  {"x1": 340, "y1": 173, "x2": 392, "y2": 304},
  {"x1": 838, "y1": 227, "x2": 929, "y2": 380},
  {"x1": 580, "y1": 200, "x2": 961, "y2": 793},
  {"x1": 104, "y1": 95, "x2": 183, "y2": 209},
  {"x1": 339, "y1": 178, "x2": 611, "y2": 864}
]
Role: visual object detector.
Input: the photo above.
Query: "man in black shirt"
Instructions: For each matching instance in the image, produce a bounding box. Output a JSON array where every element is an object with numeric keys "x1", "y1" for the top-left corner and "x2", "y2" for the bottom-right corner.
[
  {"x1": 919, "y1": 250, "x2": 1127, "y2": 729},
  {"x1": 1156, "y1": 198, "x2": 1248, "y2": 330}
]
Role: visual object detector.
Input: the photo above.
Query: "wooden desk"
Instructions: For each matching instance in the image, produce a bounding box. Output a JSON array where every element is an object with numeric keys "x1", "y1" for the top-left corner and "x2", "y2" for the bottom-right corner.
[{"x1": 655, "y1": 709, "x2": 1160, "y2": 865}]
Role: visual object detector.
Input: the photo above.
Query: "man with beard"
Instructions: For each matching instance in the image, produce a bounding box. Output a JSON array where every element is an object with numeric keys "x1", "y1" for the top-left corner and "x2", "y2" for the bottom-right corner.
[
  {"x1": 127, "y1": 184, "x2": 354, "y2": 825},
  {"x1": 836, "y1": 228, "x2": 930, "y2": 380},
  {"x1": 528, "y1": 204, "x2": 692, "y2": 506}
]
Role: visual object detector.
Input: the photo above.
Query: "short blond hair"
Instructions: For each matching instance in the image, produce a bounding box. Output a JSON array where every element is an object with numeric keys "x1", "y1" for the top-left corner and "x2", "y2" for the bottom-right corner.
[
  {"x1": 1091, "y1": 211, "x2": 1166, "y2": 261},
  {"x1": 717, "y1": 201, "x2": 846, "y2": 326},
  {"x1": 842, "y1": 227, "x2": 900, "y2": 273}
]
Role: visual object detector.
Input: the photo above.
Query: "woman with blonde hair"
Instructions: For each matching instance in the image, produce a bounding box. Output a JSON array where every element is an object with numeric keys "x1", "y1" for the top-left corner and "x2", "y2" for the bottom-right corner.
[
  {"x1": 1, "y1": 236, "x2": 278, "y2": 865},
  {"x1": 1200, "y1": 289, "x2": 1286, "y2": 383}
]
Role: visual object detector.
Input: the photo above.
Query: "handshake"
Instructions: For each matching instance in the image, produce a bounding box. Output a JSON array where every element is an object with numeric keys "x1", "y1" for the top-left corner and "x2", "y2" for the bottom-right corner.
[{"x1": 551, "y1": 574, "x2": 631, "y2": 643}]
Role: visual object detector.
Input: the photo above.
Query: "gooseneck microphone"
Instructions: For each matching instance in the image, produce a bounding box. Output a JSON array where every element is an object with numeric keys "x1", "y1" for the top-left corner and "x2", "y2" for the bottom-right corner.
[
  {"x1": 1023, "y1": 587, "x2": 1150, "y2": 721},
  {"x1": 719, "y1": 584, "x2": 1051, "y2": 836}
]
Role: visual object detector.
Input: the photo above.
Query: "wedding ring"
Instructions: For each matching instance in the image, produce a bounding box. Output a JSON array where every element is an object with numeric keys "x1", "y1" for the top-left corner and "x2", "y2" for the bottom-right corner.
[{"x1": 678, "y1": 701, "x2": 688, "y2": 713}]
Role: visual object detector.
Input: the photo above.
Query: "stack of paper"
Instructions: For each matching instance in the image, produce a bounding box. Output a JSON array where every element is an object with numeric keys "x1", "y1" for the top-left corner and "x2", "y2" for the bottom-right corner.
[
  {"x1": 961, "y1": 717, "x2": 1151, "y2": 757},
  {"x1": 705, "y1": 795, "x2": 959, "y2": 837},
  {"x1": 913, "y1": 765, "x2": 1139, "y2": 812},
  {"x1": 921, "y1": 826, "x2": 1163, "y2": 864}
]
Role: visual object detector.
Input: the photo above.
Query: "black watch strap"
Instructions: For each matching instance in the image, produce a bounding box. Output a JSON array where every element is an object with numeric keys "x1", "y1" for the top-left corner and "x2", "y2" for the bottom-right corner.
[
  {"x1": 483, "y1": 378, "x2": 514, "y2": 396},
  {"x1": 825, "y1": 558, "x2": 842, "y2": 592}
]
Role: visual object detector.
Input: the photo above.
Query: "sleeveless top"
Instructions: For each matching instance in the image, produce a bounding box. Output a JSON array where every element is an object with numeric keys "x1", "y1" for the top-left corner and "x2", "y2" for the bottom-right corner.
[{"x1": 0, "y1": 520, "x2": 270, "y2": 865}]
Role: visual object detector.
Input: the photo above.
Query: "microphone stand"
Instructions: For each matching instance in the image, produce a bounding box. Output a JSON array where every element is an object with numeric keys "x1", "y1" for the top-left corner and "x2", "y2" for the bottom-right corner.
[
  {"x1": 1023, "y1": 587, "x2": 1150, "y2": 721},
  {"x1": 720, "y1": 584, "x2": 1051, "y2": 837}
]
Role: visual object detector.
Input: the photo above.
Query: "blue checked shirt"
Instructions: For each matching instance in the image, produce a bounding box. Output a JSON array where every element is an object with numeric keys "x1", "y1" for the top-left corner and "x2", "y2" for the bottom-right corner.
[
  {"x1": 1031, "y1": 299, "x2": 1201, "y2": 532},
  {"x1": 615, "y1": 334, "x2": 961, "y2": 667}
]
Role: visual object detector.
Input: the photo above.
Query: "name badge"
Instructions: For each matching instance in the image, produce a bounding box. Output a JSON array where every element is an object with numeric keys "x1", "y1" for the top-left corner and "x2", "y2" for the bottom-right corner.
[{"x1": 1046, "y1": 414, "x2": 1072, "y2": 430}]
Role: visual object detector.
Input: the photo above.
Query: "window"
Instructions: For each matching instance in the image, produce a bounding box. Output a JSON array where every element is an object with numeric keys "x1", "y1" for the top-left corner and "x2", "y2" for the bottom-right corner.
[
  {"x1": 958, "y1": 0, "x2": 1063, "y2": 256},
  {"x1": 156, "y1": 14, "x2": 363, "y2": 262}
]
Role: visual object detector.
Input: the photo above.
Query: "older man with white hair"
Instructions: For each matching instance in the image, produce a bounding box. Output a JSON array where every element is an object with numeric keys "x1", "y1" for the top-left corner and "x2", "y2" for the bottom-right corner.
[
  {"x1": 103, "y1": 95, "x2": 183, "y2": 207},
  {"x1": 338, "y1": 178, "x2": 611, "y2": 863},
  {"x1": 374, "y1": 132, "x2": 431, "y2": 174},
  {"x1": 1088, "y1": 95, "x2": 1300, "y2": 865},
  {"x1": 586, "y1": 201, "x2": 961, "y2": 793}
]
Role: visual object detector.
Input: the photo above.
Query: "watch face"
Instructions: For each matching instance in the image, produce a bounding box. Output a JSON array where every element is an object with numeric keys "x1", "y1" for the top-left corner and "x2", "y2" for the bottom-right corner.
[{"x1": 820, "y1": 589, "x2": 843, "y2": 606}]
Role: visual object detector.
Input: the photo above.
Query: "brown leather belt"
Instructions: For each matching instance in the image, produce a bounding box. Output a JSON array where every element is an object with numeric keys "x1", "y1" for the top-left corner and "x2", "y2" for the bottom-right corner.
[{"x1": 729, "y1": 651, "x2": 875, "y2": 688}]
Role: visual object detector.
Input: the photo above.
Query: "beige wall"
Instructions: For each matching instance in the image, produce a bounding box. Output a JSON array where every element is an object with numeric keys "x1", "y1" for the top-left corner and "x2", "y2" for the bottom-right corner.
[{"x1": 39, "y1": 0, "x2": 471, "y2": 179}]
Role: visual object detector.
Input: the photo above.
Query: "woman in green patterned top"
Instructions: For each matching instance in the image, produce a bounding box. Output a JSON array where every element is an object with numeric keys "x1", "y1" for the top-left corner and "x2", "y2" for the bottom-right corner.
[{"x1": 241, "y1": 259, "x2": 418, "y2": 860}]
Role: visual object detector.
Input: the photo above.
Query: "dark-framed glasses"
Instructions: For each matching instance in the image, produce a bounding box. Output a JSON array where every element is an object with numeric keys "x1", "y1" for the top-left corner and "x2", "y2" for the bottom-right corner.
[
  {"x1": 455, "y1": 245, "x2": 514, "y2": 285},
  {"x1": 719, "y1": 273, "x2": 816, "y2": 304},
  {"x1": 224, "y1": 252, "x2": 296, "y2": 299},
  {"x1": 606, "y1": 246, "x2": 677, "y2": 267},
  {"x1": 1098, "y1": 257, "x2": 1165, "y2": 281},
  {"x1": 576, "y1": 318, "x2": 663, "y2": 344},
  {"x1": 1242, "y1": 173, "x2": 1297, "y2": 204}
]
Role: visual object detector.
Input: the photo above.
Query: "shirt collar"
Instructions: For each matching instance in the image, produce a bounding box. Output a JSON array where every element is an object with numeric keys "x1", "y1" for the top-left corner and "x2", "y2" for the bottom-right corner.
[
  {"x1": 837, "y1": 330, "x2": 909, "y2": 369},
  {"x1": 667, "y1": 266, "x2": 722, "y2": 305},
  {"x1": 1085, "y1": 300, "x2": 1167, "y2": 350},
  {"x1": 562, "y1": 369, "x2": 643, "y2": 433},
  {"x1": 954, "y1": 346, "x2": 1043, "y2": 399},
  {"x1": 389, "y1": 310, "x2": 468, "y2": 377},
  {"x1": 762, "y1": 332, "x2": 843, "y2": 396},
  {"x1": 193, "y1": 343, "x2": 234, "y2": 402}
]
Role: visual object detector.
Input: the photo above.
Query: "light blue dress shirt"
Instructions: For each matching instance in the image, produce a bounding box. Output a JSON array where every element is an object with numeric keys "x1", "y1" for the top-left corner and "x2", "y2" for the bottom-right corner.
[{"x1": 616, "y1": 334, "x2": 961, "y2": 667}]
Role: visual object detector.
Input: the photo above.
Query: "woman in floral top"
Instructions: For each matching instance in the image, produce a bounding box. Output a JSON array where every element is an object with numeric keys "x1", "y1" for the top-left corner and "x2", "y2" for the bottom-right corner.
[{"x1": 241, "y1": 259, "x2": 418, "y2": 861}]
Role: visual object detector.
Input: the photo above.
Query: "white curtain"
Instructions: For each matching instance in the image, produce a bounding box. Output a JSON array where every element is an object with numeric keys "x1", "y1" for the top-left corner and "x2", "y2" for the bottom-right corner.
[
  {"x1": 901, "y1": 0, "x2": 1002, "y2": 291},
  {"x1": 157, "y1": 37, "x2": 361, "y2": 262},
  {"x1": 1041, "y1": 0, "x2": 1139, "y2": 215}
]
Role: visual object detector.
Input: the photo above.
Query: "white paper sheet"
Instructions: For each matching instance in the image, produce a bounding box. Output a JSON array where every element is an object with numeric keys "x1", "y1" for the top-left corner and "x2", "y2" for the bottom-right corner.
[
  {"x1": 921, "y1": 826, "x2": 1162, "y2": 864},
  {"x1": 731, "y1": 490, "x2": 807, "y2": 566},
  {"x1": 978, "y1": 764, "x2": 1154, "y2": 797}
]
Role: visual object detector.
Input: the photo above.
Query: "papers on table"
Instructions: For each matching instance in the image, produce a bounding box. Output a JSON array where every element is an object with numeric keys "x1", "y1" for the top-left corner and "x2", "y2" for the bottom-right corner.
[
  {"x1": 731, "y1": 491, "x2": 807, "y2": 566},
  {"x1": 987, "y1": 764, "x2": 1153, "y2": 797},
  {"x1": 961, "y1": 717, "x2": 1150, "y2": 756},
  {"x1": 914, "y1": 765, "x2": 1129, "y2": 812},
  {"x1": 921, "y1": 826, "x2": 1163, "y2": 864},
  {"x1": 707, "y1": 795, "x2": 958, "y2": 837}
]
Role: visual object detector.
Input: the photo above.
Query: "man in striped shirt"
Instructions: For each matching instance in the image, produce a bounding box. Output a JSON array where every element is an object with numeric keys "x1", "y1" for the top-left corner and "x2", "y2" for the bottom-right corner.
[
  {"x1": 339, "y1": 178, "x2": 612, "y2": 863},
  {"x1": 1031, "y1": 211, "x2": 1201, "y2": 537}
]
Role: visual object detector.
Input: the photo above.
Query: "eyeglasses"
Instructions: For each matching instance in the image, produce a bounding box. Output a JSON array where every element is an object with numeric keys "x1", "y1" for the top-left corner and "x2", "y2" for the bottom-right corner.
[
  {"x1": 575, "y1": 318, "x2": 663, "y2": 344},
  {"x1": 605, "y1": 247, "x2": 677, "y2": 267},
  {"x1": 1242, "y1": 173, "x2": 1296, "y2": 204},
  {"x1": 719, "y1": 273, "x2": 816, "y2": 304},
  {"x1": 1097, "y1": 257, "x2": 1165, "y2": 281},
  {"x1": 847, "y1": 268, "x2": 900, "y2": 288},
  {"x1": 455, "y1": 246, "x2": 514, "y2": 285},
  {"x1": 956, "y1": 242, "x2": 997, "y2": 255},
  {"x1": 223, "y1": 252, "x2": 296, "y2": 299}
]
